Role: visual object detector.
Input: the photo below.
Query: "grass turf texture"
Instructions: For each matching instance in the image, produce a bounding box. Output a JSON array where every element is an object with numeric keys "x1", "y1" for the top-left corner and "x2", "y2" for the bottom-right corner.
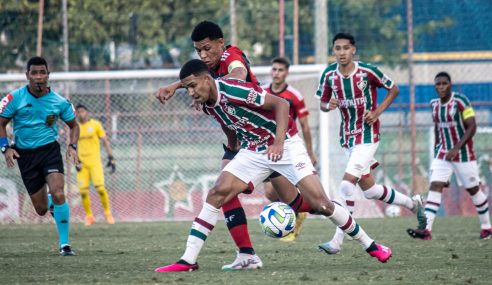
[{"x1": 1, "y1": 217, "x2": 491, "y2": 284}]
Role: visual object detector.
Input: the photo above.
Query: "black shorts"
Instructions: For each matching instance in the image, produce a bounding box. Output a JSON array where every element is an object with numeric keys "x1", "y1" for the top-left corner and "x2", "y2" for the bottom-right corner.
[
  {"x1": 15, "y1": 141, "x2": 64, "y2": 195},
  {"x1": 221, "y1": 144, "x2": 281, "y2": 181}
]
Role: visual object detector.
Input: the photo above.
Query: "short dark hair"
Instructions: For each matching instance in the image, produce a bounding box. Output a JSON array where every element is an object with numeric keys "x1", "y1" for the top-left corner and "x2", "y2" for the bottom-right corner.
[
  {"x1": 332, "y1": 32, "x2": 355, "y2": 45},
  {"x1": 179, "y1": 59, "x2": 210, "y2": 80},
  {"x1": 271, "y1": 57, "x2": 290, "y2": 69},
  {"x1": 75, "y1": 104, "x2": 88, "y2": 111},
  {"x1": 435, "y1": 71, "x2": 451, "y2": 82},
  {"x1": 27, "y1": 56, "x2": 48, "y2": 71},
  {"x1": 191, "y1": 21, "x2": 224, "y2": 42}
]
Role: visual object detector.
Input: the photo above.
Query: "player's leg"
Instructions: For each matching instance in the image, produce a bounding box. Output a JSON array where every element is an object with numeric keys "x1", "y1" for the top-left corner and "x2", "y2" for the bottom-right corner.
[
  {"x1": 219, "y1": 150, "x2": 261, "y2": 270},
  {"x1": 269, "y1": 174, "x2": 311, "y2": 241},
  {"x1": 155, "y1": 173, "x2": 257, "y2": 272},
  {"x1": 296, "y1": 174, "x2": 391, "y2": 262},
  {"x1": 155, "y1": 151, "x2": 269, "y2": 272},
  {"x1": 77, "y1": 164, "x2": 95, "y2": 226},
  {"x1": 359, "y1": 174, "x2": 426, "y2": 229},
  {"x1": 274, "y1": 136, "x2": 391, "y2": 262},
  {"x1": 91, "y1": 161, "x2": 114, "y2": 224},
  {"x1": 456, "y1": 161, "x2": 491, "y2": 239},
  {"x1": 407, "y1": 159, "x2": 451, "y2": 240}
]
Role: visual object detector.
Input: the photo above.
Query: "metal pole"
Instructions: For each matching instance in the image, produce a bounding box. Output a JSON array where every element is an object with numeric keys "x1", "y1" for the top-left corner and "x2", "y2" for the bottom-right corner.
[
  {"x1": 293, "y1": 0, "x2": 299, "y2": 64},
  {"x1": 230, "y1": 0, "x2": 237, "y2": 46},
  {"x1": 62, "y1": 0, "x2": 69, "y2": 72},
  {"x1": 316, "y1": 0, "x2": 329, "y2": 193},
  {"x1": 407, "y1": 0, "x2": 417, "y2": 193},
  {"x1": 279, "y1": 0, "x2": 285, "y2": 56},
  {"x1": 36, "y1": 0, "x2": 45, "y2": 56}
]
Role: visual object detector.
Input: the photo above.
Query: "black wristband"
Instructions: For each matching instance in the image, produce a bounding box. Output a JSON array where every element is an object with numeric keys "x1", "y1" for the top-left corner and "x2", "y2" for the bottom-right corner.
[{"x1": 69, "y1": 144, "x2": 77, "y2": 151}]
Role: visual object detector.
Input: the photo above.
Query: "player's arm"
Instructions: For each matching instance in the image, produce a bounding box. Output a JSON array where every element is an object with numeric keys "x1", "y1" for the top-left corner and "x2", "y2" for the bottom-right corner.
[
  {"x1": 220, "y1": 124, "x2": 239, "y2": 151},
  {"x1": 298, "y1": 116, "x2": 317, "y2": 166},
  {"x1": 0, "y1": 116, "x2": 19, "y2": 168},
  {"x1": 65, "y1": 119, "x2": 80, "y2": 165},
  {"x1": 445, "y1": 109, "x2": 476, "y2": 161},
  {"x1": 222, "y1": 61, "x2": 248, "y2": 81},
  {"x1": 155, "y1": 80, "x2": 184, "y2": 104},
  {"x1": 434, "y1": 123, "x2": 439, "y2": 149},
  {"x1": 364, "y1": 84, "x2": 399, "y2": 125},
  {"x1": 262, "y1": 94, "x2": 290, "y2": 162}
]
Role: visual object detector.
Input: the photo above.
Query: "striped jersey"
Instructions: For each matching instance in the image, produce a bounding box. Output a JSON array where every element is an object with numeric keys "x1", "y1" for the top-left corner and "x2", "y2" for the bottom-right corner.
[
  {"x1": 431, "y1": 92, "x2": 475, "y2": 162},
  {"x1": 315, "y1": 61, "x2": 394, "y2": 148},
  {"x1": 203, "y1": 79, "x2": 298, "y2": 152},
  {"x1": 263, "y1": 84, "x2": 309, "y2": 121},
  {"x1": 211, "y1": 45, "x2": 258, "y2": 84}
]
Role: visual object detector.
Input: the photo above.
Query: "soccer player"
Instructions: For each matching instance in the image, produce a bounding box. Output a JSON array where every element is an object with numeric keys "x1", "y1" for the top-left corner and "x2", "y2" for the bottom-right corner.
[
  {"x1": 316, "y1": 33, "x2": 426, "y2": 254},
  {"x1": 75, "y1": 104, "x2": 116, "y2": 226},
  {"x1": 262, "y1": 57, "x2": 316, "y2": 241},
  {"x1": 0, "y1": 56, "x2": 79, "y2": 256},
  {"x1": 154, "y1": 59, "x2": 392, "y2": 273},
  {"x1": 156, "y1": 21, "x2": 311, "y2": 270},
  {"x1": 407, "y1": 72, "x2": 491, "y2": 240}
]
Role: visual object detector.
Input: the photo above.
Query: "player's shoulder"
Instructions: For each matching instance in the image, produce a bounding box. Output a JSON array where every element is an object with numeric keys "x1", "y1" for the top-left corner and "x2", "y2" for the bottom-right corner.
[
  {"x1": 323, "y1": 63, "x2": 338, "y2": 74},
  {"x1": 285, "y1": 85, "x2": 304, "y2": 100},
  {"x1": 49, "y1": 89, "x2": 70, "y2": 103},
  {"x1": 358, "y1": 61, "x2": 381, "y2": 73},
  {"x1": 430, "y1": 98, "x2": 440, "y2": 106},
  {"x1": 453, "y1": 92, "x2": 470, "y2": 103},
  {"x1": 221, "y1": 45, "x2": 243, "y2": 62}
]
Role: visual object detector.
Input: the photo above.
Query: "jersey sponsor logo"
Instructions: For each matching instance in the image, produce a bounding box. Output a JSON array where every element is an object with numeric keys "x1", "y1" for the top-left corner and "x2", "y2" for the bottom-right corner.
[
  {"x1": 357, "y1": 80, "x2": 367, "y2": 91},
  {"x1": 45, "y1": 114, "x2": 58, "y2": 127},
  {"x1": 356, "y1": 72, "x2": 367, "y2": 78},
  {"x1": 437, "y1": 121, "x2": 457, "y2": 128},
  {"x1": 226, "y1": 117, "x2": 249, "y2": 131},
  {"x1": 347, "y1": 128, "x2": 363, "y2": 136},
  {"x1": 246, "y1": 89, "x2": 259, "y2": 104},
  {"x1": 339, "y1": 97, "x2": 367, "y2": 108},
  {"x1": 0, "y1": 94, "x2": 13, "y2": 114}
]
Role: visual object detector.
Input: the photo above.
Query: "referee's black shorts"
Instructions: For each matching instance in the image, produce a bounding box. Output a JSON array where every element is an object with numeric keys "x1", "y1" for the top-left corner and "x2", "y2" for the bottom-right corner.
[{"x1": 15, "y1": 141, "x2": 64, "y2": 195}]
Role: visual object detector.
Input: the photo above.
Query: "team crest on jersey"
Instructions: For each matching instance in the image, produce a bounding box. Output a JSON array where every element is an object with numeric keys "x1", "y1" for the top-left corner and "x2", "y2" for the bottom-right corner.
[
  {"x1": 357, "y1": 80, "x2": 367, "y2": 91},
  {"x1": 246, "y1": 89, "x2": 258, "y2": 104},
  {"x1": 225, "y1": 105, "x2": 236, "y2": 115},
  {"x1": 45, "y1": 114, "x2": 57, "y2": 127}
]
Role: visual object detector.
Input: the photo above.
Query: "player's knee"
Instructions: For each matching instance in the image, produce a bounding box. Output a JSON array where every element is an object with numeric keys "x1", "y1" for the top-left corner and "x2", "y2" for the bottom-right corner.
[
  {"x1": 95, "y1": 186, "x2": 106, "y2": 195},
  {"x1": 309, "y1": 199, "x2": 334, "y2": 216},
  {"x1": 264, "y1": 186, "x2": 278, "y2": 202},
  {"x1": 466, "y1": 185, "x2": 480, "y2": 195},
  {"x1": 50, "y1": 190, "x2": 66, "y2": 204},
  {"x1": 430, "y1": 181, "x2": 446, "y2": 190},
  {"x1": 34, "y1": 205, "x2": 48, "y2": 216},
  {"x1": 340, "y1": 180, "x2": 356, "y2": 197}
]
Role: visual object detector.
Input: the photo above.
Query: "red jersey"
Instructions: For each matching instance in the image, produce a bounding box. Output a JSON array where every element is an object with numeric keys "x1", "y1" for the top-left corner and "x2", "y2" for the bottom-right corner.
[
  {"x1": 211, "y1": 45, "x2": 258, "y2": 84},
  {"x1": 263, "y1": 84, "x2": 309, "y2": 121}
]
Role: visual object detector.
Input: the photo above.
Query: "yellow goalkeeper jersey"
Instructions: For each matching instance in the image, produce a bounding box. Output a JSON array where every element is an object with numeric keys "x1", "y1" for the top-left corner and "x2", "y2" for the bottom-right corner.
[{"x1": 78, "y1": 119, "x2": 106, "y2": 164}]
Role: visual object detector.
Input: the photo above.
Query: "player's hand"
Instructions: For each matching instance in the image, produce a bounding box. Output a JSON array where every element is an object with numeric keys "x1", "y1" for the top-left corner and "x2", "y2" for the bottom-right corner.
[
  {"x1": 4, "y1": 148, "x2": 19, "y2": 168},
  {"x1": 308, "y1": 152, "x2": 318, "y2": 167},
  {"x1": 445, "y1": 147, "x2": 459, "y2": 161},
  {"x1": 66, "y1": 148, "x2": 79, "y2": 165},
  {"x1": 328, "y1": 97, "x2": 338, "y2": 111},
  {"x1": 107, "y1": 155, "x2": 116, "y2": 174},
  {"x1": 266, "y1": 142, "x2": 284, "y2": 162},
  {"x1": 363, "y1": 110, "x2": 380, "y2": 125},
  {"x1": 75, "y1": 161, "x2": 82, "y2": 172},
  {"x1": 155, "y1": 84, "x2": 179, "y2": 105}
]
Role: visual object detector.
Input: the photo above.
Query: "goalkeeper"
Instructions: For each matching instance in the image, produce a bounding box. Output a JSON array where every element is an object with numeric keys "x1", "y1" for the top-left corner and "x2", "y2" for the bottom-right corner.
[{"x1": 75, "y1": 104, "x2": 116, "y2": 226}]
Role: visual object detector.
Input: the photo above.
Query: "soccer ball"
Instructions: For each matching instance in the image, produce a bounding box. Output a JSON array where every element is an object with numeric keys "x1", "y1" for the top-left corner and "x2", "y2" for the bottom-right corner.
[
  {"x1": 259, "y1": 202, "x2": 296, "y2": 238},
  {"x1": 385, "y1": 205, "x2": 401, "y2": 218}
]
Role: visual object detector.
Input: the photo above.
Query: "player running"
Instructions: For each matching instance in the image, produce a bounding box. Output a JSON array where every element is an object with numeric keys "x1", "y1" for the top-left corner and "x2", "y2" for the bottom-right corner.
[
  {"x1": 154, "y1": 59, "x2": 392, "y2": 272},
  {"x1": 155, "y1": 21, "x2": 312, "y2": 270},
  {"x1": 0, "y1": 56, "x2": 79, "y2": 256},
  {"x1": 75, "y1": 104, "x2": 116, "y2": 226},
  {"x1": 316, "y1": 33, "x2": 426, "y2": 254},
  {"x1": 407, "y1": 72, "x2": 491, "y2": 240}
]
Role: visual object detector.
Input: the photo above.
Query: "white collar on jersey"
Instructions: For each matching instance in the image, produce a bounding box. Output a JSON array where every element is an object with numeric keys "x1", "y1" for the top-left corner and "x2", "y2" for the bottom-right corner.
[{"x1": 336, "y1": 61, "x2": 359, "y2": 79}]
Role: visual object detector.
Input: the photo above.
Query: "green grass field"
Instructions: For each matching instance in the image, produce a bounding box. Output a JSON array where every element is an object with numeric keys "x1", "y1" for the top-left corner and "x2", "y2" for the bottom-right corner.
[{"x1": 1, "y1": 217, "x2": 491, "y2": 284}]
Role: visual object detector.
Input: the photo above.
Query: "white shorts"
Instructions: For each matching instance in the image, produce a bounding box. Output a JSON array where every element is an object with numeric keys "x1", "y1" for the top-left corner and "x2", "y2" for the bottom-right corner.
[
  {"x1": 222, "y1": 135, "x2": 316, "y2": 190},
  {"x1": 344, "y1": 142, "x2": 379, "y2": 179},
  {"x1": 430, "y1": 159, "x2": 480, "y2": 188}
]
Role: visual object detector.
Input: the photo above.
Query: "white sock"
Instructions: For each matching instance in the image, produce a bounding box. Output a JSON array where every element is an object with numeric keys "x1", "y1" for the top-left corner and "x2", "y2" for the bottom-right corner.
[
  {"x1": 329, "y1": 203, "x2": 373, "y2": 249},
  {"x1": 470, "y1": 190, "x2": 491, "y2": 229},
  {"x1": 180, "y1": 203, "x2": 220, "y2": 264},
  {"x1": 425, "y1": 191, "x2": 442, "y2": 231},
  {"x1": 363, "y1": 184, "x2": 413, "y2": 209}
]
